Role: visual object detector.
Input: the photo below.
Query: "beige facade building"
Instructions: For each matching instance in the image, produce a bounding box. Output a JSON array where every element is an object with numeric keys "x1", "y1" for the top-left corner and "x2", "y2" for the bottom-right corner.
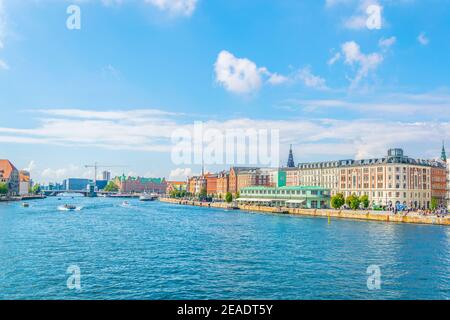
[{"x1": 285, "y1": 148, "x2": 447, "y2": 209}]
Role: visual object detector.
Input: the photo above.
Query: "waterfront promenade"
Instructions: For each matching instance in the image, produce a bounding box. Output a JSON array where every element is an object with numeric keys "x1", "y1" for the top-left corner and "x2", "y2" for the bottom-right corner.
[
  {"x1": 0, "y1": 195, "x2": 46, "y2": 202},
  {"x1": 159, "y1": 198, "x2": 450, "y2": 226}
]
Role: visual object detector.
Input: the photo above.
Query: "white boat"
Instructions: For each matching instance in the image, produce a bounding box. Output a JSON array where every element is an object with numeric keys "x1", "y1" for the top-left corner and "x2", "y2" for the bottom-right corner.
[
  {"x1": 139, "y1": 193, "x2": 158, "y2": 202},
  {"x1": 63, "y1": 204, "x2": 77, "y2": 211}
]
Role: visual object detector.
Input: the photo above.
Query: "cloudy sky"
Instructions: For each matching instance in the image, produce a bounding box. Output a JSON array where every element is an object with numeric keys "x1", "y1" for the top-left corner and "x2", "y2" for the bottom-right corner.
[{"x1": 0, "y1": 0, "x2": 450, "y2": 183}]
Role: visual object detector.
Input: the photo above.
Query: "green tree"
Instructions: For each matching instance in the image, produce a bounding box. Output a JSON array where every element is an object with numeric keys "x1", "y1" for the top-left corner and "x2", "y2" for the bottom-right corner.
[
  {"x1": 359, "y1": 195, "x2": 370, "y2": 209},
  {"x1": 225, "y1": 192, "x2": 233, "y2": 203},
  {"x1": 31, "y1": 184, "x2": 41, "y2": 195},
  {"x1": 346, "y1": 194, "x2": 361, "y2": 210},
  {"x1": 104, "y1": 181, "x2": 119, "y2": 192},
  {"x1": 0, "y1": 183, "x2": 8, "y2": 195},
  {"x1": 431, "y1": 197, "x2": 439, "y2": 211},
  {"x1": 331, "y1": 193, "x2": 345, "y2": 209},
  {"x1": 235, "y1": 191, "x2": 240, "y2": 199},
  {"x1": 170, "y1": 190, "x2": 187, "y2": 198},
  {"x1": 199, "y1": 188, "x2": 207, "y2": 199}
]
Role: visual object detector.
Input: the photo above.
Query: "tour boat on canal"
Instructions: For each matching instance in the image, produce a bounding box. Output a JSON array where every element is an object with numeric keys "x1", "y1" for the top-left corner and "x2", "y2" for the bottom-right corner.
[{"x1": 139, "y1": 193, "x2": 158, "y2": 202}]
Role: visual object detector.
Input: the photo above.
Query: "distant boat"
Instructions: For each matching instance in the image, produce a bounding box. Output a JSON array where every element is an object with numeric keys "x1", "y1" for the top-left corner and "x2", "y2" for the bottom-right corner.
[
  {"x1": 22, "y1": 203, "x2": 30, "y2": 208},
  {"x1": 122, "y1": 201, "x2": 130, "y2": 206},
  {"x1": 139, "y1": 193, "x2": 158, "y2": 202},
  {"x1": 63, "y1": 204, "x2": 77, "y2": 211}
]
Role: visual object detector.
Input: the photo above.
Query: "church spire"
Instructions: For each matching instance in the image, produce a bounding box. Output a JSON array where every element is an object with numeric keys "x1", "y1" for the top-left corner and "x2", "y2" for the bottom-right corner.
[
  {"x1": 441, "y1": 141, "x2": 447, "y2": 162},
  {"x1": 287, "y1": 144, "x2": 295, "y2": 168}
]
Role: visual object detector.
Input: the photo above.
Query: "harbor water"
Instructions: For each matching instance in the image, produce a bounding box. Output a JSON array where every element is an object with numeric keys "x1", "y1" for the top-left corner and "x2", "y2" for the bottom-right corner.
[{"x1": 0, "y1": 196, "x2": 449, "y2": 299}]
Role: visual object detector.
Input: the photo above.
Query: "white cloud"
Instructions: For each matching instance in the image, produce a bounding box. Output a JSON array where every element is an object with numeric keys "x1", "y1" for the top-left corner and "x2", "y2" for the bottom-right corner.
[
  {"x1": 0, "y1": 108, "x2": 182, "y2": 152},
  {"x1": 282, "y1": 93, "x2": 450, "y2": 116},
  {"x1": 343, "y1": 15, "x2": 367, "y2": 30},
  {"x1": 1, "y1": 99, "x2": 450, "y2": 180},
  {"x1": 417, "y1": 32, "x2": 429, "y2": 46},
  {"x1": 328, "y1": 52, "x2": 341, "y2": 65},
  {"x1": 214, "y1": 50, "x2": 328, "y2": 94},
  {"x1": 379, "y1": 36, "x2": 396, "y2": 50},
  {"x1": 145, "y1": 0, "x2": 198, "y2": 16},
  {"x1": 297, "y1": 67, "x2": 328, "y2": 90},
  {"x1": 267, "y1": 73, "x2": 289, "y2": 85},
  {"x1": 341, "y1": 0, "x2": 383, "y2": 30},
  {"x1": 0, "y1": 59, "x2": 7, "y2": 70},
  {"x1": 214, "y1": 50, "x2": 265, "y2": 94},
  {"x1": 341, "y1": 40, "x2": 383, "y2": 87},
  {"x1": 169, "y1": 167, "x2": 192, "y2": 180},
  {"x1": 23, "y1": 160, "x2": 36, "y2": 172},
  {"x1": 41, "y1": 164, "x2": 92, "y2": 181}
]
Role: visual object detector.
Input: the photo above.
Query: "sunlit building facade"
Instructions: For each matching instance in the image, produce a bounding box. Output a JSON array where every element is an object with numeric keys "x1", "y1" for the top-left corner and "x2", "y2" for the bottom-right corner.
[{"x1": 285, "y1": 148, "x2": 447, "y2": 209}]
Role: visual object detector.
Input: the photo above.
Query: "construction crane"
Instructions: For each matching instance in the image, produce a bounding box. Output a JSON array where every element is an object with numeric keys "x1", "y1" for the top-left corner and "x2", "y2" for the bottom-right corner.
[{"x1": 84, "y1": 162, "x2": 127, "y2": 185}]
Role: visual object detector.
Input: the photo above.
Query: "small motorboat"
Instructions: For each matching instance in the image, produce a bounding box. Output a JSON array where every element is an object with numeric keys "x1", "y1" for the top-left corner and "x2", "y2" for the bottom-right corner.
[
  {"x1": 122, "y1": 201, "x2": 130, "y2": 206},
  {"x1": 22, "y1": 203, "x2": 30, "y2": 208},
  {"x1": 64, "y1": 204, "x2": 77, "y2": 211},
  {"x1": 139, "y1": 193, "x2": 158, "y2": 202}
]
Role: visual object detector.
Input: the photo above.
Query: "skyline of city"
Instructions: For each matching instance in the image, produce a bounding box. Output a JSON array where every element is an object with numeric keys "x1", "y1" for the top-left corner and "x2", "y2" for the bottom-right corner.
[
  {"x1": 3, "y1": 142, "x2": 448, "y2": 185},
  {"x1": 1, "y1": 0, "x2": 450, "y2": 183}
]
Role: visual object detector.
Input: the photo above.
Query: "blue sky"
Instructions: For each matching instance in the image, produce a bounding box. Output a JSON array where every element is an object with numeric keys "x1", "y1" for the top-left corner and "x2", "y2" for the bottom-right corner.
[{"x1": 0, "y1": 0, "x2": 450, "y2": 183}]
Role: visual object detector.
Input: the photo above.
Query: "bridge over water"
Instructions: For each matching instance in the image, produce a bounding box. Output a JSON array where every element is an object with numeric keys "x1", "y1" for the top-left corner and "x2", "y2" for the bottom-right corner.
[{"x1": 42, "y1": 190, "x2": 111, "y2": 197}]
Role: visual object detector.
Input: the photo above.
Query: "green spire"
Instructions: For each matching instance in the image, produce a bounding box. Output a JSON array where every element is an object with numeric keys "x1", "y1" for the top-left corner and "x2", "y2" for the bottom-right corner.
[{"x1": 441, "y1": 141, "x2": 447, "y2": 162}]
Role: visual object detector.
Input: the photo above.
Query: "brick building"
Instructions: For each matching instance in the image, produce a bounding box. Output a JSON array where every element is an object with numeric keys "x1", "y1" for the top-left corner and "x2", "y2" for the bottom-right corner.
[
  {"x1": 114, "y1": 175, "x2": 167, "y2": 194},
  {"x1": 0, "y1": 160, "x2": 19, "y2": 195}
]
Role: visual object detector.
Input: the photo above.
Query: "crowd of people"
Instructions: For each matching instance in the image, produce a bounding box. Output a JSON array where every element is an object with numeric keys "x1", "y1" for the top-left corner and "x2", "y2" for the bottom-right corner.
[{"x1": 387, "y1": 205, "x2": 449, "y2": 217}]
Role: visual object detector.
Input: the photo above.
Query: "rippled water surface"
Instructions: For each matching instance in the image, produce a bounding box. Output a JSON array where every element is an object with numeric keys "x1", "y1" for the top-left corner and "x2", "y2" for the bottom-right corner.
[{"x1": 1, "y1": 197, "x2": 449, "y2": 299}]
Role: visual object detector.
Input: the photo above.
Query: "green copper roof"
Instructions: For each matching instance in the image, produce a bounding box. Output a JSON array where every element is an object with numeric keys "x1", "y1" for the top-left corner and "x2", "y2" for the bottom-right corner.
[{"x1": 116, "y1": 176, "x2": 165, "y2": 184}]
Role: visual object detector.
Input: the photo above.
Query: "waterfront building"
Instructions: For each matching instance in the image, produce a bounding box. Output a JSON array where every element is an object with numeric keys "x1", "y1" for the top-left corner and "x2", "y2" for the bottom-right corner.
[
  {"x1": 95, "y1": 180, "x2": 108, "y2": 190},
  {"x1": 19, "y1": 170, "x2": 31, "y2": 195},
  {"x1": 0, "y1": 159, "x2": 19, "y2": 195},
  {"x1": 63, "y1": 178, "x2": 91, "y2": 191},
  {"x1": 205, "y1": 173, "x2": 218, "y2": 196},
  {"x1": 41, "y1": 182, "x2": 65, "y2": 191},
  {"x1": 285, "y1": 167, "x2": 300, "y2": 187},
  {"x1": 289, "y1": 148, "x2": 446, "y2": 209},
  {"x1": 102, "y1": 171, "x2": 111, "y2": 181},
  {"x1": 238, "y1": 186, "x2": 331, "y2": 209},
  {"x1": 114, "y1": 175, "x2": 167, "y2": 194},
  {"x1": 186, "y1": 175, "x2": 206, "y2": 195},
  {"x1": 447, "y1": 159, "x2": 450, "y2": 209},
  {"x1": 228, "y1": 167, "x2": 280, "y2": 196},
  {"x1": 431, "y1": 166, "x2": 446, "y2": 205},
  {"x1": 187, "y1": 176, "x2": 197, "y2": 194},
  {"x1": 216, "y1": 171, "x2": 229, "y2": 197}
]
